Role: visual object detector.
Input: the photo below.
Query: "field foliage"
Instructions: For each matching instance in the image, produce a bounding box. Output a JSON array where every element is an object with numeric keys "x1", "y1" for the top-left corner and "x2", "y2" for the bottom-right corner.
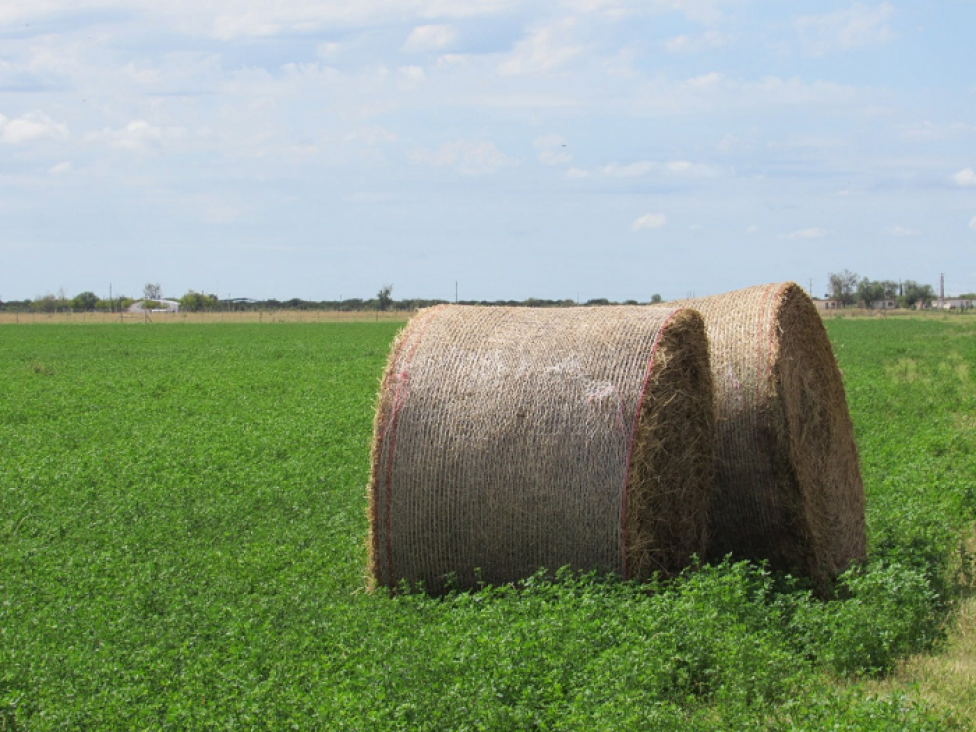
[{"x1": 1, "y1": 318, "x2": 975, "y2": 730}]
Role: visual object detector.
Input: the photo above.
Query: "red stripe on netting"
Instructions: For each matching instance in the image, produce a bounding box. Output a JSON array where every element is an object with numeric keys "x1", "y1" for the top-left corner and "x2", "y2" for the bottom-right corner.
[
  {"x1": 619, "y1": 307, "x2": 683, "y2": 580},
  {"x1": 379, "y1": 305, "x2": 446, "y2": 587}
]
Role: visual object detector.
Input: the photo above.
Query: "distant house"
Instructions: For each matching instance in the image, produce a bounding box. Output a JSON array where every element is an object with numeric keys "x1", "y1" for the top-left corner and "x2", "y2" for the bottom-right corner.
[
  {"x1": 812, "y1": 299, "x2": 842, "y2": 311},
  {"x1": 129, "y1": 299, "x2": 180, "y2": 313},
  {"x1": 936, "y1": 298, "x2": 975, "y2": 310},
  {"x1": 869, "y1": 299, "x2": 898, "y2": 310}
]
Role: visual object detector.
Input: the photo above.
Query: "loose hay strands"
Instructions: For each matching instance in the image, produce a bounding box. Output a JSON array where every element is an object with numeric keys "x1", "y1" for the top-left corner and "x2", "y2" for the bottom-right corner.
[
  {"x1": 368, "y1": 305, "x2": 715, "y2": 593},
  {"x1": 665, "y1": 283, "x2": 866, "y2": 587}
]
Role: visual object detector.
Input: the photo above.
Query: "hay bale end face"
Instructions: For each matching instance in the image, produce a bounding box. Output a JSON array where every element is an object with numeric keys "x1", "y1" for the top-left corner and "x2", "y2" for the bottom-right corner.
[
  {"x1": 368, "y1": 305, "x2": 715, "y2": 593},
  {"x1": 666, "y1": 283, "x2": 866, "y2": 585}
]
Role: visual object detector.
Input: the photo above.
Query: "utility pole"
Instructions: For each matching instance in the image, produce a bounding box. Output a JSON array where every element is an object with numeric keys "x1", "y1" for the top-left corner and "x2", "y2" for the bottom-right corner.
[
  {"x1": 455, "y1": 281, "x2": 458, "y2": 304},
  {"x1": 940, "y1": 273, "x2": 945, "y2": 310}
]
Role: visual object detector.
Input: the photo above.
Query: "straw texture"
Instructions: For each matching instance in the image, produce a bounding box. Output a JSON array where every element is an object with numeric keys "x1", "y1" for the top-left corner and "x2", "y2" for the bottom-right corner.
[
  {"x1": 368, "y1": 305, "x2": 715, "y2": 593},
  {"x1": 665, "y1": 283, "x2": 866, "y2": 585}
]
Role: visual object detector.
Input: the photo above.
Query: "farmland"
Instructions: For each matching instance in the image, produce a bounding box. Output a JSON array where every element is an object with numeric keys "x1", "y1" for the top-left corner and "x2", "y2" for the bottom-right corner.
[{"x1": 1, "y1": 318, "x2": 975, "y2": 730}]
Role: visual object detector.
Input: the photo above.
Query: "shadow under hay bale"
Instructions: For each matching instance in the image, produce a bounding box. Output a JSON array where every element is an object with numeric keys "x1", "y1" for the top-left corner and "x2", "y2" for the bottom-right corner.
[
  {"x1": 664, "y1": 283, "x2": 866, "y2": 587},
  {"x1": 368, "y1": 305, "x2": 715, "y2": 593}
]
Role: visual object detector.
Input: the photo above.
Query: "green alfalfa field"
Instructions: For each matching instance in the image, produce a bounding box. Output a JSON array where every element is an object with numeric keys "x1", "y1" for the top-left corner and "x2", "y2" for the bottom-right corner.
[{"x1": 1, "y1": 317, "x2": 974, "y2": 730}]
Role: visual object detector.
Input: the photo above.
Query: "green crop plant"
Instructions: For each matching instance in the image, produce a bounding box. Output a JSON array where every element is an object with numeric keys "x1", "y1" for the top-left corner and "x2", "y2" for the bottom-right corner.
[{"x1": 1, "y1": 319, "x2": 974, "y2": 730}]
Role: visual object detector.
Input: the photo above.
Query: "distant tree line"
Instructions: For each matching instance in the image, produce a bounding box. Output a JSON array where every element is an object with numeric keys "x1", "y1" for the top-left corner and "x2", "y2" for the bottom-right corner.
[
  {"x1": 825, "y1": 270, "x2": 969, "y2": 309},
  {"x1": 0, "y1": 285, "x2": 667, "y2": 314},
  {"x1": 0, "y1": 290, "x2": 137, "y2": 313}
]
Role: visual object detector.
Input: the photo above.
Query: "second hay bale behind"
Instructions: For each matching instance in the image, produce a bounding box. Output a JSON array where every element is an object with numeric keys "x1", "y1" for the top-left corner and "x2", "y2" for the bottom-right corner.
[{"x1": 664, "y1": 282, "x2": 866, "y2": 586}]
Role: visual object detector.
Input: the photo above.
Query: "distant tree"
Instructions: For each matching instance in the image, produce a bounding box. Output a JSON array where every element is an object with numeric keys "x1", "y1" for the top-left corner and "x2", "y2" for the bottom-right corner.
[
  {"x1": 856, "y1": 278, "x2": 886, "y2": 309},
  {"x1": 144, "y1": 283, "x2": 162, "y2": 301},
  {"x1": 377, "y1": 284, "x2": 394, "y2": 311},
  {"x1": 179, "y1": 290, "x2": 218, "y2": 312},
  {"x1": 900, "y1": 281, "x2": 935, "y2": 309},
  {"x1": 72, "y1": 291, "x2": 100, "y2": 311},
  {"x1": 827, "y1": 270, "x2": 859, "y2": 306},
  {"x1": 958, "y1": 292, "x2": 976, "y2": 299},
  {"x1": 650, "y1": 293, "x2": 663, "y2": 304},
  {"x1": 30, "y1": 294, "x2": 58, "y2": 313},
  {"x1": 0, "y1": 299, "x2": 30, "y2": 312},
  {"x1": 585, "y1": 298, "x2": 610, "y2": 306}
]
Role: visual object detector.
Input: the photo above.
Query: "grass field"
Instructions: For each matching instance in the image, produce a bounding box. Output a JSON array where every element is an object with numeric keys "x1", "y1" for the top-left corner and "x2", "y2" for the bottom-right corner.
[{"x1": 1, "y1": 319, "x2": 974, "y2": 730}]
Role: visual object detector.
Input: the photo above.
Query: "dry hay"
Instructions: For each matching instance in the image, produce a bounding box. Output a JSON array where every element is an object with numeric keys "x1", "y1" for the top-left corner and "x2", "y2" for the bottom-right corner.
[
  {"x1": 665, "y1": 283, "x2": 866, "y2": 586},
  {"x1": 368, "y1": 304, "x2": 715, "y2": 593}
]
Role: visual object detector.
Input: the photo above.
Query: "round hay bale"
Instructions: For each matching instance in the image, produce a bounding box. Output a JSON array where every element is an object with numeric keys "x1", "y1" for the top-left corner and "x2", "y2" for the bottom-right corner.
[
  {"x1": 664, "y1": 283, "x2": 866, "y2": 585},
  {"x1": 368, "y1": 305, "x2": 715, "y2": 593}
]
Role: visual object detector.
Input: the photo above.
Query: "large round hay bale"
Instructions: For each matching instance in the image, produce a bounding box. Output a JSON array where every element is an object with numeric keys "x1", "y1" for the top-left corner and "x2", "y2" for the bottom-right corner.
[
  {"x1": 368, "y1": 305, "x2": 715, "y2": 593},
  {"x1": 664, "y1": 283, "x2": 866, "y2": 585}
]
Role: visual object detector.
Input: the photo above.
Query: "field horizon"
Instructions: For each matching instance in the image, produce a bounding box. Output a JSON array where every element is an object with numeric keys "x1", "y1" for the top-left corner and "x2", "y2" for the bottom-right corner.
[{"x1": 1, "y1": 305, "x2": 973, "y2": 327}]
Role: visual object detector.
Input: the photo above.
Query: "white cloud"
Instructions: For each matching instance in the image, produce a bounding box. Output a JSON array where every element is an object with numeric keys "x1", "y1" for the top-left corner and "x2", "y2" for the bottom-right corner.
[
  {"x1": 687, "y1": 72, "x2": 723, "y2": 90},
  {"x1": 344, "y1": 125, "x2": 397, "y2": 145},
  {"x1": 561, "y1": 0, "x2": 730, "y2": 24},
  {"x1": 888, "y1": 226, "x2": 920, "y2": 237},
  {"x1": 497, "y1": 18, "x2": 584, "y2": 76},
  {"x1": 410, "y1": 140, "x2": 518, "y2": 175},
  {"x1": 397, "y1": 65, "x2": 426, "y2": 84},
  {"x1": 49, "y1": 161, "x2": 72, "y2": 174},
  {"x1": 665, "y1": 30, "x2": 726, "y2": 54},
  {"x1": 751, "y1": 76, "x2": 857, "y2": 106},
  {"x1": 784, "y1": 227, "x2": 827, "y2": 239},
  {"x1": 534, "y1": 135, "x2": 572, "y2": 166},
  {"x1": 953, "y1": 168, "x2": 976, "y2": 187},
  {"x1": 196, "y1": 193, "x2": 242, "y2": 224},
  {"x1": 603, "y1": 159, "x2": 716, "y2": 177},
  {"x1": 286, "y1": 144, "x2": 320, "y2": 156},
  {"x1": 625, "y1": 74, "x2": 860, "y2": 118},
  {"x1": 125, "y1": 63, "x2": 162, "y2": 85},
  {"x1": 538, "y1": 149, "x2": 571, "y2": 165},
  {"x1": 436, "y1": 54, "x2": 467, "y2": 68},
  {"x1": 767, "y1": 134, "x2": 845, "y2": 151},
  {"x1": 716, "y1": 134, "x2": 744, "y2": 153},
  {"x1": 89, "y1": 120, "x2": 188, "y2": 151},
  {"x1": 901, "y1": 121, "x2": 974, "y2": 141},
  {"x1": 970, "y1": 216, "x2": 976, "y2": 234},
  {"x1": 795, "y1": 2, "x2": 895, "y2": 56},
  {"x1": 565, "y1": 167, "x2": 589, "y2": 178},
  {"x1": 631, "y1": 213, "x2": 667, "y2": 231},
  {"x1": 201, "y1": 1, "x2": 514, "y2": 40},
  {"x1": 604, "y1": 161, "x2": 655, "y2": 177},
  {"x1": 316, "y1": 42, "x2": 341, "y2": 58},
  {"x1": 666, "y1": 160, "x2": 715, "y2": 176},
  {"x1": 0, "y1": 111, "x2": 69, "y2": 144},
  {"x1": 403, "y1": 24, "x2": 457, "y2": 53},
  {"x1": 746, "y1": 224, "x2": 759, "y2": 234}
]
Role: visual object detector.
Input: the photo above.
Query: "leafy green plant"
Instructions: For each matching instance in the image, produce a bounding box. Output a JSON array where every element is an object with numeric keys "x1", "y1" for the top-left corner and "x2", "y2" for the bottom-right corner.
[{"x1": 0, "y1": 319, "x2": 973, "y2": 729}]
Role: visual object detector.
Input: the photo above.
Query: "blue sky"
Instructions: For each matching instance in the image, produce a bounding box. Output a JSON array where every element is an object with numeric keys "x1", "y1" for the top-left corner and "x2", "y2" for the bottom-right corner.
[{"x1": 2, "y1": 0, "x2": 975, "y2": 302}]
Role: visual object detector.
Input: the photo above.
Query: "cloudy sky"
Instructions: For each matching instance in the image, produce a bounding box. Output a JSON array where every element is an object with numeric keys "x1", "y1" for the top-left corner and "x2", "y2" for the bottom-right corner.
[{"x1": 2, "y1": 0, "x2": 975, "y2": 303}]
